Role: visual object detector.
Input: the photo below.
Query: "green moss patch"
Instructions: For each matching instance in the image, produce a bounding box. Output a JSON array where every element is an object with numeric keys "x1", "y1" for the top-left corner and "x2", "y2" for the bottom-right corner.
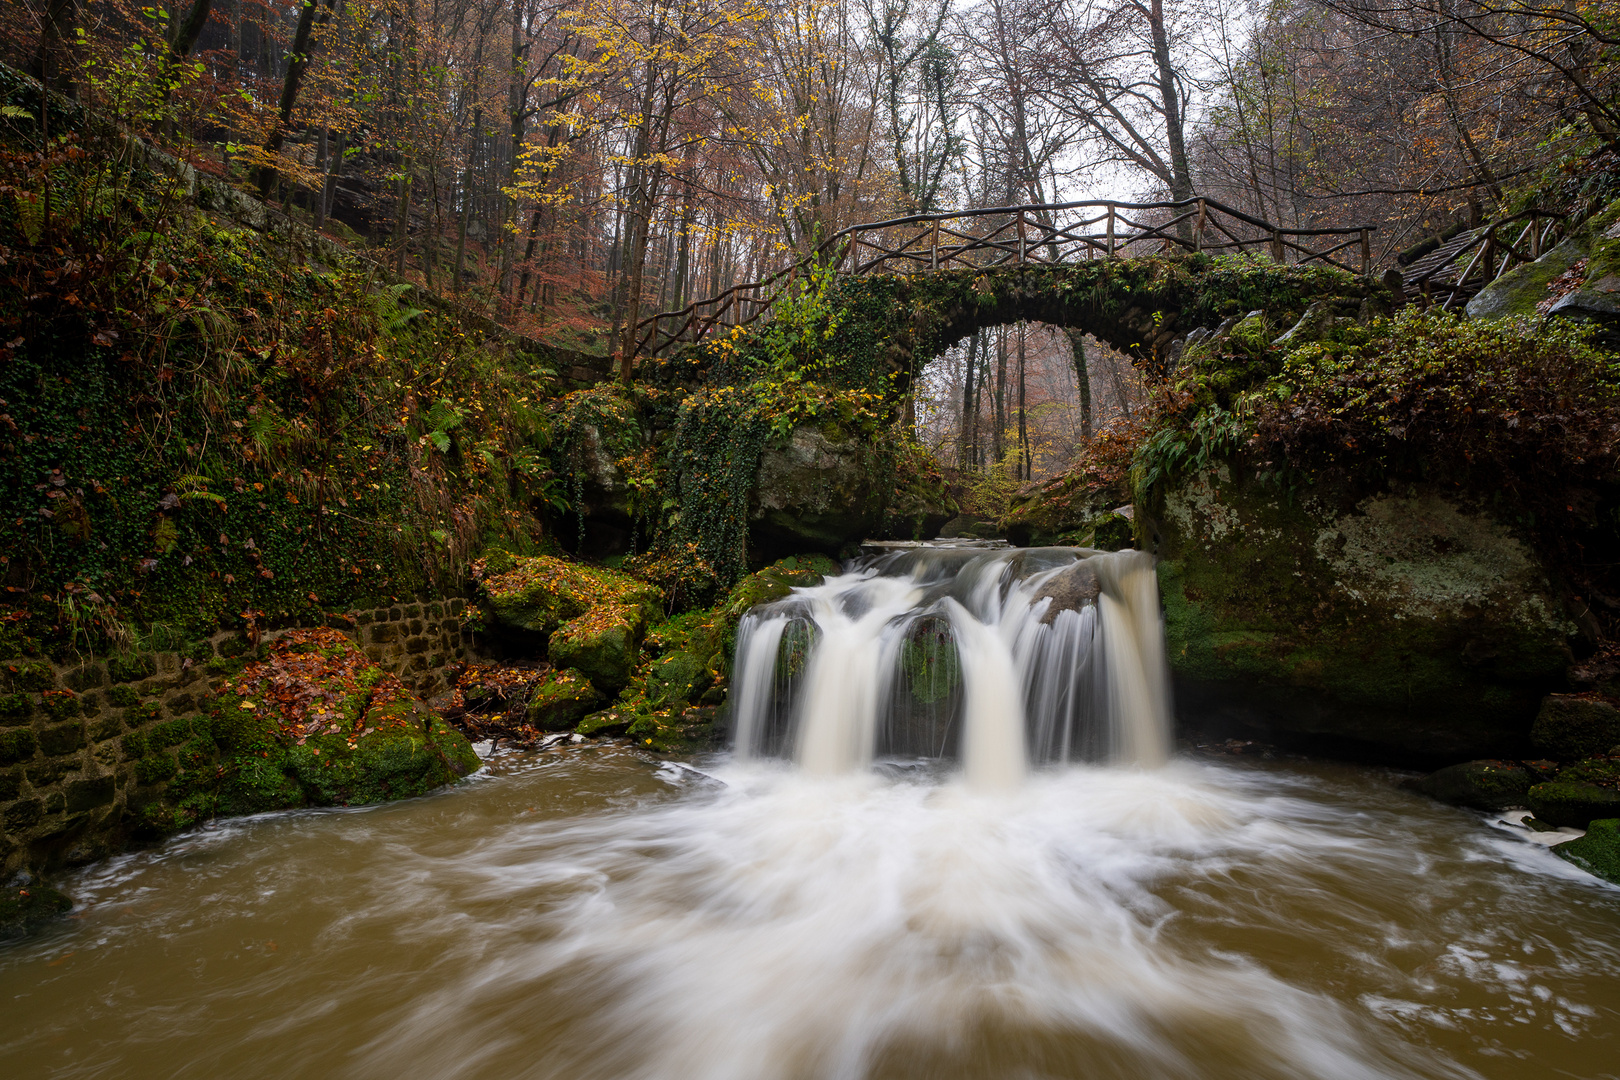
[{"x1": 1555, "y1": 818, "x2": 1620, "y2": 885}]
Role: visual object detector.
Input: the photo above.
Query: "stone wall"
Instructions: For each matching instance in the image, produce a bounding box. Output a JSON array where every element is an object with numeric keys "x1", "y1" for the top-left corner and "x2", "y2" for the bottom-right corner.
[{"x1": 1, "y1": 598, "x2": 477, "y2": 876}]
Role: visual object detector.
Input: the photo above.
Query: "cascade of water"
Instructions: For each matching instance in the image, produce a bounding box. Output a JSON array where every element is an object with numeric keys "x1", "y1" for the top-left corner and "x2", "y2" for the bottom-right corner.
[{"x1": 731, "y1": 546, "x2": 1173, "y2": 783}]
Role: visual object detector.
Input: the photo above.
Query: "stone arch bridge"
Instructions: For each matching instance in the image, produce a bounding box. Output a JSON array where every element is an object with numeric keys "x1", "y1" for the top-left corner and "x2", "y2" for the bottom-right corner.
[{"x1": 635, "y1": 199, "x2": 1391, "y2": 385}]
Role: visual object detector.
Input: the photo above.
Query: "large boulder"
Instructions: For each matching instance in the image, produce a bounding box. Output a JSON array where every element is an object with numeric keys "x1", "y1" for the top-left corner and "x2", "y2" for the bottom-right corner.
[
  {"x1": 548, "y1": 603, "x2": 642, "y2": 692},
  {"x1": 1003, "y1": 469, "x2": 1134, "y2": 549},
  {"x1": 1467, "y1": 203, "x2": 1620, "y2": 345},
  {"x1": 1415, "y1": 760, "x2": 1533, "y2": 810},
  {"x1": 751, "y1": 426, "x2": 884, "y2": 555},
  {"x1": 477, "y1": 554, "x2": 662, "y2": 639},
  {"x1": 1148, "y1": 462, "x2": 1575, "y2": 762},
  {"x1": 1465, "y1": 238, "x2": 1586, "y2": 320},
  {"x1": 526, "y1": 668, "x2": 603, "y2": 731},
  {"x1": 1533, "y1": 694, "x2": 1620, "y2": 760}
]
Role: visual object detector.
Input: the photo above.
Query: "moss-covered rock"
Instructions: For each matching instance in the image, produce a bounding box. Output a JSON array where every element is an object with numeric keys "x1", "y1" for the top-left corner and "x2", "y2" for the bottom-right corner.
[
  {"x1": 1415, "y1": 760, "x2": 1533, "y2": 810},
  {"x1": 548, "y1": 603, "x2": 641, "y2": 692},
  {"x1": 751, "y1": 425, "x2": 885, "y2": 555},
  {"x1": 1149, "y1": 461, "x2": 1574, "y2": 761},
  {"x1": 0, "y1": 879, "x2": 71, "y2": 938},
  {"x1": 477, "y1": 554, "x2": 662, "y2": 637},
  {"x1": 1532, "y1": 694, "x2": 1620, "y2": 761},
  {"x1": 1003, "y1": 472, "x2": 1133, "y2": 549},
  {"x1": 1554, "y1": 817, "x2": 1620, "y2": 885},
  {"x1": 1526, "y1": 781, "x2": 1620, "y2": 828},
  {"x1": 1465, "y1": 238, "x2": 1586, "y2": 320},
  {"x1": 526, "y1": 668, "x2": 603, "y2": 730},
  {"x1": 723, "y1": 553, "x2": 839, "y2": 618},
  {"x1": 1556, "y1": 755, "x2": 1620, "y2": 787},
  {"x1": 134, "y1": 628, "x2": 483, "y2": 835},
  {"x1": 645, "y1": 650, "x2": 712, "y2": 708}
]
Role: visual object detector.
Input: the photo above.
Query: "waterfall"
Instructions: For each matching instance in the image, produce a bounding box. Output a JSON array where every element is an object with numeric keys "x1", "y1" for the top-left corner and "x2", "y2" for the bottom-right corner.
[{"x1": 730, "y1": 546, "x2": 1173, "y2": 783}]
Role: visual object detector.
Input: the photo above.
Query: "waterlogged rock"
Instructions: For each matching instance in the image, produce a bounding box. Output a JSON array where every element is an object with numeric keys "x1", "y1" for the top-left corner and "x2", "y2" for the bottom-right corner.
[
  {"x1": 1526, "y1": 781, "x2": 1620, "y2": 828},
  {"x1": 0, "y1": 877, "x2": 71, "y2": 938},
  {"x1": 1031, "y1": 560, "x2": 1101, "y2": 623},
  {"x1": 526, "y1": 668, "x2": 603, "y2": 731},
  {"x1": 1148, "y1": 463, "x2": 1575, "y2": 761},
  {"x1": 1532, "y1": 694, "x2": 1620, "y2": 761},
  {"x1": 1554, "y1": 818, "x2": 1620, "y2": 885},
  {"x1": 751, "y1": 426, "x2": 884, "y2": 555},
  {"x1": 1416, "y1": 760, "x2": 1532, "y2": 811}
]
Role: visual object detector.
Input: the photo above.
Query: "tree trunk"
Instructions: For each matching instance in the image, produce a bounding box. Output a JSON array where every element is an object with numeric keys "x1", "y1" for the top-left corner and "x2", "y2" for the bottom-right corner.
[
  {"x1": 960, "y1": 329, "x2": 981, "y2": 468},
  {"x1": 171, "y1": 0, "x2": 213, "y2": 61},
  {"x1": 1016, "y1": 323, "x2": 1029, "y2": 480},
  {"x1": 32, "y1": 0, "x2": 80, "y2": 93},
  {"x1": 257, "y1": 0, "x2": 332, "y2": 200},
  {"x1": 1064, "y1": 328, "x2": 1092, "y2": 440},
  {"x1": 1148, "y1": 0, "x2": 1193, "y2": 204},
  {"x1": 993, "y1": 326, "x2": 1007, "y2": 468}
]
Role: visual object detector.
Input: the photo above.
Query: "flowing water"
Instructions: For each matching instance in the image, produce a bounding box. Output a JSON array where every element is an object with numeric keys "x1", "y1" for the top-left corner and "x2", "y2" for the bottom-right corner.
[{"x1": 3, "y1": 549, "x2": 1619, "y2": 1079}]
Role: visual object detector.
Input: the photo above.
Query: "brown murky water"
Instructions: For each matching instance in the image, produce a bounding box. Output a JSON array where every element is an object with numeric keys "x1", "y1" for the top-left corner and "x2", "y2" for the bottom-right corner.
[{"x1": 1, "y1": 746, "x2": 1617, "y2": 1080}]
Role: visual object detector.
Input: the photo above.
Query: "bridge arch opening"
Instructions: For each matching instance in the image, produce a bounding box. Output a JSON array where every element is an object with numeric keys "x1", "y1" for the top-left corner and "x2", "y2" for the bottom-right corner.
[{"x1": 912, "y1": 321, "x2": 1149, "y2": 483}]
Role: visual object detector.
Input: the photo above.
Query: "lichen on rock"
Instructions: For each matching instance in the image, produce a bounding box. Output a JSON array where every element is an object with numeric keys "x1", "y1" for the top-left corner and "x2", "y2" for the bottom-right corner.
[{"x1": 1149, "y1": 463, "x2": 1574, "y2": 760}]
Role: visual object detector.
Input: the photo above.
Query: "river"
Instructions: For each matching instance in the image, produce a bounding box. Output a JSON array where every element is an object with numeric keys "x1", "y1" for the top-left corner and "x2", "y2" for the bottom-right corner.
[{"x1": 2, "y1": 744, "x2": 1617, "y2": 1080}]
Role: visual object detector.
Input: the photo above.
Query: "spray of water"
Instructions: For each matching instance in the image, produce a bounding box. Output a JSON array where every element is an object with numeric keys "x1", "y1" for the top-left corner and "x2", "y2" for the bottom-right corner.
[{"x1": 731, "y1": 547, "x2": 1172, "y2": 783}]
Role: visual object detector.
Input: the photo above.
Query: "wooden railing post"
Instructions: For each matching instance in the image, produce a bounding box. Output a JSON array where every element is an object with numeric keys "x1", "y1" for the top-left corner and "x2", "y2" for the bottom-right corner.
[
  {"x1": 1017, "y1": 210, "x2": 1026, "y2": 264},
  {"x1": 1194, "y1": 199, "x2": 1206, "y2": 252},
  {"x1": 1530, "y1": 213, "x2": 1542, "y2": 259},
  {"x1": 1270, "y1": 230, "x2": 1284, "y2": 263},
  {"x1": 1360, "y1": 228, "x2": 1371, "y2": 275},
  {"x1": 930, "y1": 218, "x2": 940, "y2": 271},
  {"x1": 1106, "y1": 205, "x2": 1115, "y2": 257}
]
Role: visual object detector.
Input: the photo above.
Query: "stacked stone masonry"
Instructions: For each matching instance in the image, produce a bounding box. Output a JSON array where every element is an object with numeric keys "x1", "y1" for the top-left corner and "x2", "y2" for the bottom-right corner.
[{"x1": 1, "y1": 598, "x2": 475, "y2": 875}]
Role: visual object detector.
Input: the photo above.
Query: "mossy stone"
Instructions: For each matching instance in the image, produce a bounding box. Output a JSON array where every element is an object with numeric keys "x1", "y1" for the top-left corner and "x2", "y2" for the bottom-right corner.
[
  {"x1": 1465, "y1": 238, "x2": 1585, "y2": 320},
  {"x1": 1151, "y1": 463, "x2": 1573, "y2": 761},
  {"x1": 283, "y1": 719, "x2": 472, "y2": 806},
  {"x1": 548, "y1": 605, "x2": 640, "y2": 693},
  {"x1": 1526, "y1": 781, "x2": 1620, "y2": 828},
  {"x1": 0, "y1": 728, "x2": 37, "y2": 765},
  {"x1": 1532, "y1": 695, "x2": 1620, "y2": 761},
  {"x1": 526, "y1": 668, "x2": 604, "y2": 731},
  {"x1": 1554, "y1": 818, "x2": 1620, "y2": 885},
  {"x1": 107, "y1": 653, "x2": 157, "y2": 685},
  {"x1": 575, "y1": 709, "x2": 634, "y2": 738},
  {"x1": 645, "y1": 651, "x2": 711, "y2": 708},
  {"x1": 479, "y1": 554, "x2": 662, "y2": 636},
  {"x1": 2, "y1": 660, "x2": 54, "y2": 692},
  {"x1": 0, "y1": 693, "x2": 30, "y2": 724},
  {"x1": 1557, "y1": 756, "x2": 1620, "y2": 787},
  {"x1": 135, "y1": 753, "x2": 179, "y2": 785}
]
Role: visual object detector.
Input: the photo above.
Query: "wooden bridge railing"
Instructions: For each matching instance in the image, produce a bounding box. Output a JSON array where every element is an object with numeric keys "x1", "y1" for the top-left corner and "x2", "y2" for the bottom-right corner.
[
  {"x1": 1401, "y1": 208, "x2": 1568, "y2": 310},
  {"x1": 632, "y1": 197, "x2": 1378, "y2": 359}
]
